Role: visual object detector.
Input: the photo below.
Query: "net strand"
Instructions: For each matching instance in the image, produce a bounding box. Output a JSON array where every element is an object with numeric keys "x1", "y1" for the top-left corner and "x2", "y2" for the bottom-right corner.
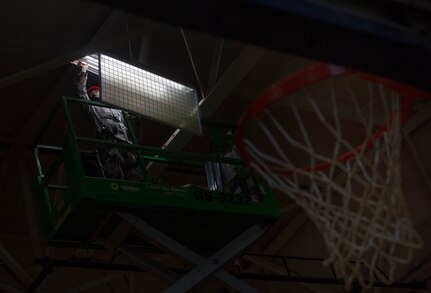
[{"x1": 242, "y1": 82, "x2": 422, "y2": 289}]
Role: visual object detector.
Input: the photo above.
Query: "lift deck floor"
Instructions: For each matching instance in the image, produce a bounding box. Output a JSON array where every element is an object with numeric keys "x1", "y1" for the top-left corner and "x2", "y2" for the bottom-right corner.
[{"x1": 47, "y1": 177, "x2": 280, "y2": 252}]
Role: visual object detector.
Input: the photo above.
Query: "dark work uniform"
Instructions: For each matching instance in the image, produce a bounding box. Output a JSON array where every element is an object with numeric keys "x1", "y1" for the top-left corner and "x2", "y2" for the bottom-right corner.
[{"x1": 75, "y1": 71, "x2": 143, "y2": 180}]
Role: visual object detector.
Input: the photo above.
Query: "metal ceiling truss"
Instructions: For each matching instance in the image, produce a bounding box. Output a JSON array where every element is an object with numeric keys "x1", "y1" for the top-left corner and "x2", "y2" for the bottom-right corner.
[
  {"x1": 92, "y1": 0, "x2": 431, "y2": 90},
  {"x1": 1, "y1": 12, "x2": 154, "y2": 293},
  {"x1": 180, "y1": 28, "x2": 207, "y2": 100},
  {"x1": 146, "y1": 45, "x2": 265, "y2": 179},
  {"x1": 33, "y1": 253, "x2": 427, "y2": 290},
  {"x1": 97, "y1": 212, "x2": 264, "y2": 293},
  {"x1": 28, "y1": 211, "x2": 266, "y2": 292}
]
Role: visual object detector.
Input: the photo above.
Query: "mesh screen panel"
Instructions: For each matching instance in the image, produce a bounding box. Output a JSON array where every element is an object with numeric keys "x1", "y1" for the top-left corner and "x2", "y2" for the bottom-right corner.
[{"x1": 99, "y1": 54, "x2": 202, "y2": 135}]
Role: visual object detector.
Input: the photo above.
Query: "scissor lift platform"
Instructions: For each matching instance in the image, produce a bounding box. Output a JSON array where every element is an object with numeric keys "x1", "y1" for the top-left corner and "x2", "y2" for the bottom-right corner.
[
  {"x1": 34, "y1": 97, "x2": 280, "y2": 252},
  {"x1": 39, "y1": 177, "x2": 279, "y2": 251}
]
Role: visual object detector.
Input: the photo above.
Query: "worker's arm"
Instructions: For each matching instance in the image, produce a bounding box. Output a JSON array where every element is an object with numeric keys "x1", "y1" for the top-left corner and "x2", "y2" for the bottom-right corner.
[{"x1": 75, "y1": 62, "x2": 90, "y2": 100}]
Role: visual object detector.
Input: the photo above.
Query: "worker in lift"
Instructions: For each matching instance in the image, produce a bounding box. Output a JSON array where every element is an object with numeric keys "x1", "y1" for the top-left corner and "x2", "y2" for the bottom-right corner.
[{"x1": 75, "y1": 61, "x2": 143, "y2": 181}]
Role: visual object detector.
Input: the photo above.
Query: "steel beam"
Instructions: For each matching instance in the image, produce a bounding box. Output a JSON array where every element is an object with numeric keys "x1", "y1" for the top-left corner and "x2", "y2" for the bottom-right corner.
[
  {"x1": 7, "y1": 11, "x2": 148, "y2": 166},
  {"x1": 0, "y1": 11, "x2": 145, "y2": 90},
  {"x1": 199, "y1": 46, "x2": 264, "y2": 118},
  {"x1": 146, "y1": 46, "x2": 264, "y2": 179},
  {"x1": 206, "y1": 39, "x2": 224, "y2": 94},
  {"x1": 116, "y1": 244, "x2": 179, "y2": 283},
  {"x1": 117, "y1": 212, "x2": 261, "y2": 293},
  {"x1": 0, "y1": 244, "x2": 32, "y2": 286},
  {"x1": 10, "y1": 12, "x2": 149, "y2": 151},
  {"x1": 35, "y1": 257, "x2": 427, "y2": 289},
  {"x1": 0, "y1": 26, "x2": 147, "y2": 90},
  {"x1": 92, "y1": 0, "x2": 431, "y2": 90},
  {"x1": 18, "y1": 153, "x2": 42, "y2": 259},
  {"x1": 34, "y1": 258, "x2": 140, "y2": 272},
  {"x1": 0, "y1": 280, "x2": 23, "y2": 293},
  {"x1": 263, "y1": 211, "x2": 308, "y2": 255},
  {"x1": 25, "y1": 260, "x2": 54, "y2": 293},
  {"x1": 235, "y1": 273, "x2": 427, "y2": 289},
  {"x1": 64, "y1": 272, "x2": 124, "y2": 293},
  {"x1": 128, "y1": 273, "x2": 135, "y2": 293},
  {"x1": 164, "y1": 224, "x2": 264, "y2": 293},
  {"x1": 181, "y1": 28, "x2": 206, "y2": 99},
  {"x1": 138, "y1": 29, "x2": 151, "y2": 66}
]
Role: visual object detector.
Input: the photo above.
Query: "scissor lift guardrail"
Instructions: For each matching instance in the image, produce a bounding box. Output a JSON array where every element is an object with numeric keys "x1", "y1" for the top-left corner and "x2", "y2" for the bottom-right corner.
[{"x1": 33, "y1": 96, "x2": 280, "y2": 252}]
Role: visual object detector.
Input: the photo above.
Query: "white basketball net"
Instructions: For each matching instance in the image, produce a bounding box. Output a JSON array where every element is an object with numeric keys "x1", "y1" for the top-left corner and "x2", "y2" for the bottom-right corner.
[{"x1": 242, "y1": 80, "x2": 422, "y2": 288}]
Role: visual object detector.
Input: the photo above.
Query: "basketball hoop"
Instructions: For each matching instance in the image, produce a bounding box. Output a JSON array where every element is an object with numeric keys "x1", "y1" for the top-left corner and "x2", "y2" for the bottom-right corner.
[{"x1": 235, "y1": 63, "x2": 428, "y2": 288}]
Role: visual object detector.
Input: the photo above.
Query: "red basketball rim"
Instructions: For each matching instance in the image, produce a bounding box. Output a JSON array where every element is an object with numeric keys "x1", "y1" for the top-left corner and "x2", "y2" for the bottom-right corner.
[{"x1": 235, "y1": 63, "x2": 431, "y2": 175}]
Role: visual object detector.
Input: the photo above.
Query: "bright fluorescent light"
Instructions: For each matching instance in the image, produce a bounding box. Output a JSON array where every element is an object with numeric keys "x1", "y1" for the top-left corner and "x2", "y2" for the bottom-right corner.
[
  {"x1": 80, "y1": 54, "x2": 202, "y2": 135},
  {"x1": 80, "y1": 54, "x2": 99, "y2": 75}
]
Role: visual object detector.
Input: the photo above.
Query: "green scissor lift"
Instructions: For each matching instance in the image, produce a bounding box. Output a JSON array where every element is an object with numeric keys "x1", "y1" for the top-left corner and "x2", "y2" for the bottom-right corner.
[{"x1": 33, "y1": 96, "x2": 280, "y2": 253}]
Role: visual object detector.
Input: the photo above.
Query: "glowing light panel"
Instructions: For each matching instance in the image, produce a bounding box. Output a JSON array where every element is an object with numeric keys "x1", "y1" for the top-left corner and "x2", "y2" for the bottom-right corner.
[{"x1": 98, "y1": 54, "x2": 202, "y2": 135}]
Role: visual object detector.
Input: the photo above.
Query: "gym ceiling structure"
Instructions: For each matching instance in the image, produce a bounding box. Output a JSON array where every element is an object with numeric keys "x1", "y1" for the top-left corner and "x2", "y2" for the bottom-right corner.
[{"x1": 1, "y1": 0, "x2": 431, "y2": 292}]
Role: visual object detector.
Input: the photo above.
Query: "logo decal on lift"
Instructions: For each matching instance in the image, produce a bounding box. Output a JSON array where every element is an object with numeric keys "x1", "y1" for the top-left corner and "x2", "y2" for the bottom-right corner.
[
  {"x1": 111, "y1": 182, "x2": 120, "y2": 190},
  {"x1": 120, "y1": 186, "x2": 140, "y2": 192},
  {"x1": 110, "y1": 182, "x2": 140, "y2": 192}
]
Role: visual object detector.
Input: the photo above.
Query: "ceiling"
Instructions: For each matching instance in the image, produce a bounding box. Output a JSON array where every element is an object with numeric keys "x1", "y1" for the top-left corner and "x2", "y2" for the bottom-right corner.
[{"x1": 1, "y1": 0, "x2": 431, "y2": 292}]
